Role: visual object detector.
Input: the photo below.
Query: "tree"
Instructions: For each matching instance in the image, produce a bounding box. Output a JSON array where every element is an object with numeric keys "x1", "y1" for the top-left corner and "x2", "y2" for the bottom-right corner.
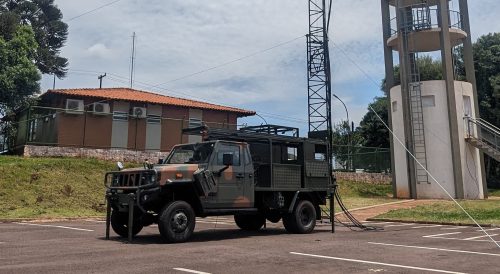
[
  {"x1": 331, "y1": 121, "x2": 363, "y2": 170},
  {"x1": 357, "y1": 96, "x2": 390, "y2": 149},
  {"x1": 0, "y1": 24, "x2": 41, "y2": 116},
  {"x1": 471, "y1": 33, "x2": 500, "y2": 186},
  {"x1": 473, "y1": 33, "x2": 500, "y2": 127},
  {"x1": 0, "y1": 0, "x2": 68, "y2": 78}
]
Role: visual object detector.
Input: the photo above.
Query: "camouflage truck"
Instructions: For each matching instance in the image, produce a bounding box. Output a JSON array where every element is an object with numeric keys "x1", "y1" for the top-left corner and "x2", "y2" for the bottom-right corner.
[{"x1": 104, "y1": 125, "x2": 332, "y2": 243}]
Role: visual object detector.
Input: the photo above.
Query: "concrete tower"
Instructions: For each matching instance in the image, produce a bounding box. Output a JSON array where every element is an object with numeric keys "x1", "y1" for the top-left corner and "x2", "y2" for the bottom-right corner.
[{"x1": 381, "y1": 0, "x2": 486, "y2": 199}]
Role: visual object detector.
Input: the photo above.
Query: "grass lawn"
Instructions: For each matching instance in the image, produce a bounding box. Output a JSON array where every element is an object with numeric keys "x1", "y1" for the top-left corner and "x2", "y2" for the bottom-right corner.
[
  {"x1": 0, "y1": 156, "x2": 396, "y2": 219},
  {"x1": 0, "y1": 156, "x2": 138, "y2": 219},
  {"x1": 330, "y1": 180, "x2": 395, "y2": 212},
  {"x1": 375, "y1": 200, "x2": 500, "y2": 225},
  {"x1": 489, "y1": 188, "x2": 500, "y2": 197}
]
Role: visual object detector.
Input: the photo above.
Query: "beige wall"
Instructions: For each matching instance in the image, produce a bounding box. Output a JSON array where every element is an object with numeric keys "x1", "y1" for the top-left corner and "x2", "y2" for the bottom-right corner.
[{"x1": 390, "y1": 80, "x2": 484, "y2": 199}]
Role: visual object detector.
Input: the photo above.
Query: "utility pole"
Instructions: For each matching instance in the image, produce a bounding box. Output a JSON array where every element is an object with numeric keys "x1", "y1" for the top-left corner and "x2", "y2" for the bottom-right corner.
[
  {"x1": 130, "y1": 32, "x2": 136, "y2": 88},
  {"x1": 52, "y1": 74, "x2": 56, "y2": 89},
  {"x1": 98, "y1": 73, "x2": 107, "y2": 89}
]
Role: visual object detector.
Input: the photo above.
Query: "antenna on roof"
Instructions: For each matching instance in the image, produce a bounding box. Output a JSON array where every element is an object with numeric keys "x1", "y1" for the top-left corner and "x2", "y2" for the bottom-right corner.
[
  {"x1": 129, "y1": 32, "x2": 136, "y2": 88},
  {"x1": 98, "y1": 73, "x2": 107, "y2": 89}
]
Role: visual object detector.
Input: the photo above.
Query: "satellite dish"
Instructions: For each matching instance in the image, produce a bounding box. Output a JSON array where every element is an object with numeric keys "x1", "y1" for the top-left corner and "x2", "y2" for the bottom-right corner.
[{"x1": 117, "y1": 161, "x2": 124, "y2": 170}]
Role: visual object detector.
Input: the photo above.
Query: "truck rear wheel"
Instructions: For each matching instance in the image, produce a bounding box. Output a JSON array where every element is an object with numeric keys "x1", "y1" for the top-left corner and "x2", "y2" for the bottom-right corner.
[
  {"x1": 234, "y1": 214, "x2": 265, "y2": 231},
  {"x1": 283, "y1": 200, "x2": 316, "y2": 234},
  {"x1": 110, "y1": 210, "x2": 143, "y2": 238},
  {"x1": 158, "y1": 201, "x2": 196, "y2": 243}
]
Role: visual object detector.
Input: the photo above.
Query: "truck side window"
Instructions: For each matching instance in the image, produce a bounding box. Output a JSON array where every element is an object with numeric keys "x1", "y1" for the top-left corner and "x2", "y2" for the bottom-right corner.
[{"x1": 217, "y1": 144, "x2": 241, "y2": 166}]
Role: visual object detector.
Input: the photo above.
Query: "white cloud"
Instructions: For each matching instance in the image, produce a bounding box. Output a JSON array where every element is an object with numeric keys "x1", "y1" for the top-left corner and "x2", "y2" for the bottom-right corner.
[{"x1": 86, "y1": 43, "x2": 112, "y2": 59}]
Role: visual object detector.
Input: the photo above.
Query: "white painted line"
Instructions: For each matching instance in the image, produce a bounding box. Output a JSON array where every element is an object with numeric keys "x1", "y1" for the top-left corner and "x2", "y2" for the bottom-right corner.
[
  {"x1": 427, "y1": 236, "x2": 500, "y2": 243},
  {"x1": 290, "y1": 252, "x2": 467, "y2": 274},
  {"x1": 411, "y1": 225, "x2": 443, "y2": 229},
  {"x1": 464, "y1": 234, "x2": 499, "y2": 240},
  {"x1": 441, "y1": 226, "x2": 468, "y2": 230},
  {"x1": 196, "y1": 221, "x2": 234, "y2": 226},
  {"x1": 173, "y1": 268, "x2": 211, "y2": 274},
  {"x1": 423, "y1": 232, "x2": 462, "y2": 238},
  {"x1": 384, "y1": 223, "x2": 415, "y2": 228},
  {"x1": 85, "y1": 220, "x2": 106, "y2": 223},
  {"x1": 368, "y1": 242, "x2": 500, "y2": 257},
  {"x1": 476, "y1": 228, "x2": 500, "y2": 232},
  {"x1": 13, "y1": 222, "x2": 94, "y2": 232}
]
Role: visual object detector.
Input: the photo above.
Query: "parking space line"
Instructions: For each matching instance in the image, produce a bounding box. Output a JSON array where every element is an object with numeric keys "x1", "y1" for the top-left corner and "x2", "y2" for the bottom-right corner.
[
  {"x1": 13, "y1": 222, "x2": 94, "y2": 232},
  {"x1": 367, "y1": 242, "x2": 500, "y2": 257},
  {"x1": 384, "y1": 223, "x2": 415, "y2": 228},
  {"x1": 362, "y1": 222, "x2": 394, "y2": 225},
  {"x1": 411, "y1": 225, "x2": 443, "y2": 229},
  {"x1": 289, "y1": 252, "x2": 467, "y2": 274},
  {"x1": 423, "y1": 232, "x2": 462, "y2": 238},
  {"x1": 464, "y1": 234, "x2": 499, "y2": 240},
  {"x1": 475, "y1": 228, "x2": 500, "y2": 232},
  {"x1": 196, "y1": 221, "x2": 234, "y2": 226},
  {"x1": 173, "y1": 267, "x2": 211, "y2": 274},
  {"x1": 441, "y1": 226, "x2": 468, "y2": 230}
]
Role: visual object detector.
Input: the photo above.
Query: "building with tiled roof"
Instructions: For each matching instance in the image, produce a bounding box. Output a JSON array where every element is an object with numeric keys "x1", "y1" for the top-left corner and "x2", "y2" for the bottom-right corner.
[{"x1": 14, "y1": 87, "x2": 255, "y2": 156}]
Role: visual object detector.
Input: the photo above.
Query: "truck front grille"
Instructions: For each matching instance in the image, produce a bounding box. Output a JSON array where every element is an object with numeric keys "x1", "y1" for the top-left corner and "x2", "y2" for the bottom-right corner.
[{"x1": 105, "y1": 170, "x2": 157, "y2": 189}]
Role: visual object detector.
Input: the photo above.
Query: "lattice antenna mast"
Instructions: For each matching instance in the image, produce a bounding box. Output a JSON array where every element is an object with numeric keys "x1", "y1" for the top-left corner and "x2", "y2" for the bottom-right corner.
[{"x1": 307, "y1": 0, "x2": 332, "y2": 159}]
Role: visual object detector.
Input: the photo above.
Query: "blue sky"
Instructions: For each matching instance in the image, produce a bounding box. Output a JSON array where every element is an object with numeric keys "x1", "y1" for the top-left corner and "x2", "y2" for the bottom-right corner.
[{"x1": 42, "y1": 0, "x2": 500, "y2": 136}]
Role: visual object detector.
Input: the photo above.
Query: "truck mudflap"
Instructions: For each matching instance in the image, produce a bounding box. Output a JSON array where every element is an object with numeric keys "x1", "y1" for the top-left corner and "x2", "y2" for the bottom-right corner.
[{"x1": 193, "y1": 168, "x2": 217, "y2": 197}]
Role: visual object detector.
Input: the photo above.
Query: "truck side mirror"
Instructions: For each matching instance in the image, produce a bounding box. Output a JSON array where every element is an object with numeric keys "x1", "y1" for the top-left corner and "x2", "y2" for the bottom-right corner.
[{"x1": 222, "y1": 153, "x2": 233, "y2": 166}]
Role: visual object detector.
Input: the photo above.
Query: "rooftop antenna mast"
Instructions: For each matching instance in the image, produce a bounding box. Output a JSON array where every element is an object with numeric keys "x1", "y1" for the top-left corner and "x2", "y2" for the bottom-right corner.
[
  {"x1": 307, "y1": 0, "x2": 334, "y2": 232},
  {"x1": 130, "y1": 32, "x2": 136, "y2": 88}
]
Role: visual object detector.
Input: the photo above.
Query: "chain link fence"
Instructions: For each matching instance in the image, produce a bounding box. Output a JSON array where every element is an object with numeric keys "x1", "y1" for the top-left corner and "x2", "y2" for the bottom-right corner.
[{"x1": 333, "y1": 145, "x2": 391, "y2": 173}]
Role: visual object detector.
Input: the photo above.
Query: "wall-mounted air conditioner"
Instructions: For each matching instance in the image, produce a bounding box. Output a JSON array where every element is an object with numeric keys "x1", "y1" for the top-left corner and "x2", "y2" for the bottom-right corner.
[
  {"x1": 132, "y1": 107, "x2": 147, "y2": 118},
  {"x1": 65, "y1": 99, "x2": 84, "y2": 114},
  {"x1": 92, "y1": 102, "x2": 110, "y2": 115}
]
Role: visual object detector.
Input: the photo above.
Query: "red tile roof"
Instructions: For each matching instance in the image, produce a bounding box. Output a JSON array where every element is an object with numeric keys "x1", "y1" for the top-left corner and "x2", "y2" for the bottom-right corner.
[{"x1": 44, "y1": 88, "x2": 255, "y2": 116}]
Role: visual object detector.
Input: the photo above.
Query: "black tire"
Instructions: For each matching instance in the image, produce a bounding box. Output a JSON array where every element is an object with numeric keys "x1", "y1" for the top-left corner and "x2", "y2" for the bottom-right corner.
[
  {"x1": 283, "y1": 200, "x2": 316, "y2": 234},
  {"x1": 158, "y1": 201, "x2": 196, "y2": 243},
  {"x1": 234, "y1": 214, "x2": 265, "y2": 231},
  {"x1": 110, "y1": 210, "x2": 143, "y2": 238},
  {"x1": 265, "y1": 211, "x2": 282, "y2": 223}
]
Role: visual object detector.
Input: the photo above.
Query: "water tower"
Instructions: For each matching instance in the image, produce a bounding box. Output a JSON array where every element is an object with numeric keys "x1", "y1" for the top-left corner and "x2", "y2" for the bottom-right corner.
[{"x1": 381, "y1": 0, "x2": 486, "y2": 199}]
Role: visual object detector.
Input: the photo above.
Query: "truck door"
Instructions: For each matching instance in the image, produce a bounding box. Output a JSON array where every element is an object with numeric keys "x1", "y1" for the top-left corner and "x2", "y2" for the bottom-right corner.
[
  {"x1": 212, "y1": 143, "x2": 249, "y2": 208},
  {"x1": 242, "y1": 144, "x2": 255, "y2": 207}
]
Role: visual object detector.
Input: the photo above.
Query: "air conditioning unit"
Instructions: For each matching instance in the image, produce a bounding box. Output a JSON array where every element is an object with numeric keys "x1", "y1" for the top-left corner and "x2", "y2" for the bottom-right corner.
[
  {"x1": 92, "y1": 102, "x2": 110, "y2": 115},
  {"x1": 132, "y1": 107, "x2": 147, "y2": 118},
  {"x1": 65, "y1": 99, "x2": 84, "y2": 114}
]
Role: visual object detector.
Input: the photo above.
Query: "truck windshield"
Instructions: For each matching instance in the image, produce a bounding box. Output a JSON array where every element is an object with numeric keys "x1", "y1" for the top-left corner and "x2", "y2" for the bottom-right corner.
[{"x1": 166, "y1": 143, "x2": 214, "y2": 164}]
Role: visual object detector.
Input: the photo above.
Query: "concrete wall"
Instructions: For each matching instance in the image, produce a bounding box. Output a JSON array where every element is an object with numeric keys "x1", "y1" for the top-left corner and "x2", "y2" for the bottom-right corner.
[
  {"x1": 390, "y1": 80, "x2": 484, "y2": 199},
  {"x1": 390, "y1": 85, "x2": 411, "y2": 198},
  {"x1": 335, "y1": 172, "x2": 392, "y2": 185},
  {"x1": 23, "y1": 145, "x2": 167, "y2": 163}
]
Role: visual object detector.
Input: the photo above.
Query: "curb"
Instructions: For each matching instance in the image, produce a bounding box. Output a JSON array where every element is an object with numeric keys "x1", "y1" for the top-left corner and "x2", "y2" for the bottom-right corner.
[
  {"x1": 367, "y1": 218, "x2": 498, "y2": 228},
  {"x1": 0, "y1": 216, "x2": 105, "y2": 223}
]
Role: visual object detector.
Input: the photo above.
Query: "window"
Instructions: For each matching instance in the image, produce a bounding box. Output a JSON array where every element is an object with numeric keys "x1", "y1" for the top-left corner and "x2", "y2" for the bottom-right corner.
[
  {"x1": 217, "y1": 144, "x2": 241, "y2": 166},
  {"x1": 392, "y1": 101, "x2": 398, "y2": 112},
  {"x1": 113, "y1": 111, "x2": 128, "y2": 121},
  {"x1": 188, "y1": 117, "x2": 202, "y2": 128},
  {"x1": 287, "y1": 147, "x2": 298, "y2": 161},
  {"x1": 147, "y1": 114, "x2": 161, "y2": 124},
  {"x1": 422, "y1": 95, "x2": 436, "y2": 107}
]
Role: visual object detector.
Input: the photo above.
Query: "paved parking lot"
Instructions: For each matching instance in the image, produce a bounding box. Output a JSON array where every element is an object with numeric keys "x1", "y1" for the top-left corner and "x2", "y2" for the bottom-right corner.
[{"x1": 1, "y1": 217, "x2": 500, "y2": 273}]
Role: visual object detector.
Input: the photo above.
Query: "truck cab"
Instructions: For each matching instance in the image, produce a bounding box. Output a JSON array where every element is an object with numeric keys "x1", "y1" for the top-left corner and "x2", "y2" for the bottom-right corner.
[{"x1": 105, "y1": 126, "x2": 332, "y2": 243}]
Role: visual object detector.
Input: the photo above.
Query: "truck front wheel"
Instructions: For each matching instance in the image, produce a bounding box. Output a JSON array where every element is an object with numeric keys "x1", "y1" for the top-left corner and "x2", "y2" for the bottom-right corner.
[
  {"x1": 283, "y1": 200, "x2": 316, "y2": 234},
  {"x1": 234, "y1": 214, "x2": 265, "y2": 231},
  {"x1": 110, "y1": 210, "x2": 143, "y2": 238},
  {"x1": 158, "y1": 201, "x2": 196, "y2": 243}
]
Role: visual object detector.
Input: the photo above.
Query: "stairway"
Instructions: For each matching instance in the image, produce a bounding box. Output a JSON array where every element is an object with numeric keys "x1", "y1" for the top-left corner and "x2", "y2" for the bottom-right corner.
[
  {"x1": 465, "y1": 117, "x2": 500, "y2": 162},
  {"x1": 400, "y1": 3, "x2": 432, "y2": 184}
]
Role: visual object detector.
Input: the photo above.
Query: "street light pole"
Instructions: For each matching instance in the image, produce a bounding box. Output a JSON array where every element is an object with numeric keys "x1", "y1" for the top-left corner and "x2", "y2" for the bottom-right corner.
[{"x1": 333, "y1": 94, "x2": 350, "y2": 170}]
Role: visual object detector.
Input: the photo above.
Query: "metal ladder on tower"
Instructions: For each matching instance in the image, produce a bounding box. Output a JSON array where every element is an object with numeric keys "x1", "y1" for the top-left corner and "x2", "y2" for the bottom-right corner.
[{"x1": 401, "y1": 4, "x2": 431, "y2": 184}]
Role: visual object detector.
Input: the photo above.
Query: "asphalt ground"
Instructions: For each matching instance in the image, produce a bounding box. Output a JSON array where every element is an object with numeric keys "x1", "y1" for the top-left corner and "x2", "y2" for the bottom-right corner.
[{"x1": 1, "y1": 218, "x2": 500, "y2": 274}]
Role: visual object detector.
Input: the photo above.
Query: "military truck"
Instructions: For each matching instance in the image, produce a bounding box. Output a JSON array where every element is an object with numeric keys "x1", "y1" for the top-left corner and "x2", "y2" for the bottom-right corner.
[{"x1": 104, "y1": 125, "x2": 332, "y2": 243}]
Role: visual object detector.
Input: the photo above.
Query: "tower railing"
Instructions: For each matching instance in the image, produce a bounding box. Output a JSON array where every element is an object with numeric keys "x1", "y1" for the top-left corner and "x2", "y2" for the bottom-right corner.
[
  {"x1": 465, "y1": 117, "x2": 500, "y2": 156},
  {"x1": 390, "y1": 8, "x2": 463, "y2": 36}
]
